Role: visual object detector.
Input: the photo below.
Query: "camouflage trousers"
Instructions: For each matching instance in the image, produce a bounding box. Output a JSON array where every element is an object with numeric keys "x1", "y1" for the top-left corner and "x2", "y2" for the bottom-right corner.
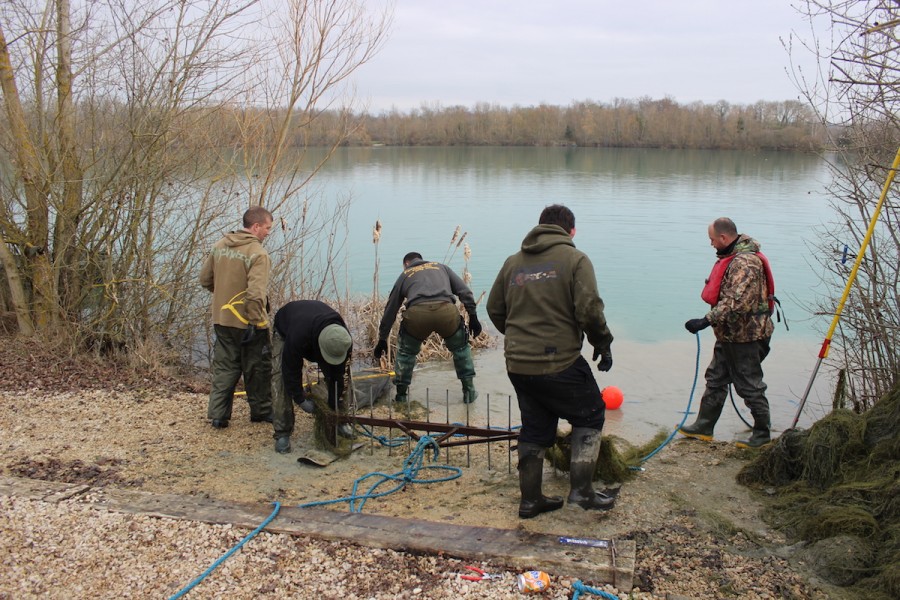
[
  {"x1": 699, "y1": 338, "x2": 771, "y2": 426},
  {"x1": 207, "y1": 324, "x2": 272, "y2": 422}
]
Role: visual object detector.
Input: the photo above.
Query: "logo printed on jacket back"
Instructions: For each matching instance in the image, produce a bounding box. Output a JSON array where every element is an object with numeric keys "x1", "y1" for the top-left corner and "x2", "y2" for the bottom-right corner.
[
  {"x1": 211, "y1": 246, "x2": 257, "y2": 269},
  {"x1": 404, "y1": 262, "x2": 441, "y2": 278},
  {"x1": 510, "y1": 262, "x2": 559, "y2": 287}
]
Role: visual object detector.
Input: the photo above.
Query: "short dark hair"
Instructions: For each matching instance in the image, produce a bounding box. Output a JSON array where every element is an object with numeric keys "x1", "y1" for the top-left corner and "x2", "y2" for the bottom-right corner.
[
  {"x1": 403, "y1": 251, "x2": 423, "y2": 264},
  {"x1": 243, "y1": 206, "x2": 273, "y2": 228},
  {"x1": 712, "y1": 217, "x2": 737, "y2": 237},
  {"x1": 539, "y1": 204, "x2": 575, "y2": 231}
]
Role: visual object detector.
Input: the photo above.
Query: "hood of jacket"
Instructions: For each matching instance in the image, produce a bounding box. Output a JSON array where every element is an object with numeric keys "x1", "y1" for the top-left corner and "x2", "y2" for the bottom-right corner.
[
  {"x1": 521, "y1": 224, "x2": 574, "y2": 254},
  {"x1": 223, "y1": 230, "x2": 259, "y2": 248},
  {"x1": 729, "y1": 233, "x2": 762, "y2": 256}
]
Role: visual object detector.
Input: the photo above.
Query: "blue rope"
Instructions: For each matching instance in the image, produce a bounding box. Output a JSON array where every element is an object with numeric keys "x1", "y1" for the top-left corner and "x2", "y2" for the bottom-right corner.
[
  {"x1": 297, "y1": 434, "x2": 462, "y2": 513},
  {"x1": 632, "y1": 332, "x2": 702, "y2": 466},
  {"x1": 168, "y1": 501, "x2": 281, "y2": 600},
  {"x1": 355, "y1": 422, "x2": 410, "y2": 447},
  {"x1": 570, "y1": 580, "x2": 620, "y2": 600}
]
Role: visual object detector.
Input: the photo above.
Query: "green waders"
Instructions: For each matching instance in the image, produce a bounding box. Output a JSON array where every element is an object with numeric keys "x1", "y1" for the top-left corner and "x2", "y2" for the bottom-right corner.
[
  {"x1": 208, "y1": 324, "x2": 272, "y2": 423},
  {"x1": 270, "y1": 331, "x2": 292, "y2": 453},
  {"x1": 444, "y1": 326, "x2": 478, "y2": 404},
  {"x1": 392, "y1": 328, "x2": 421, "y2": 403},
  {"x1": 393, "y1": 301, "x2": 478, "y2": 404}
]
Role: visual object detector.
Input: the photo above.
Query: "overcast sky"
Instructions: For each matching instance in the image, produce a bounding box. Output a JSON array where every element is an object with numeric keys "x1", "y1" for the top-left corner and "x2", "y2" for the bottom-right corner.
[{"x1": 349, "y1": 0, "x2": 823, "y2": 113}]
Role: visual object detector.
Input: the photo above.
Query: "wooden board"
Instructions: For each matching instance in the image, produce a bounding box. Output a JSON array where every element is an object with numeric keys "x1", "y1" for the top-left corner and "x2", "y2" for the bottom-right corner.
[{"x1": 0, "y1": 475, "x2": 634, "y2": 588}]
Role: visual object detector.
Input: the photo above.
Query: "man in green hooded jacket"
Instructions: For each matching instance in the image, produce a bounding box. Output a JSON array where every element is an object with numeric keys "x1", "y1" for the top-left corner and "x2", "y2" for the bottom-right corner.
[{"x1": 488, "y1": 204, "x2": 615, "y2": 519}]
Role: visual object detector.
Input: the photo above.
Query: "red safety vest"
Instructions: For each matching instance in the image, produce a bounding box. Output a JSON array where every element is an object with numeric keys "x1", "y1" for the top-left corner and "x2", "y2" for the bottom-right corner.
[{"x1": 701, "y1": 252, "x2": 776, "y2": 314}]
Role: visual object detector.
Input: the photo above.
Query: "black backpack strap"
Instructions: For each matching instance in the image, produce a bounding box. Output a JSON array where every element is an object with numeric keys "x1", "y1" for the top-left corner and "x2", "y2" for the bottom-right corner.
[{"x1": 771, "y1": 295, "x2": 789, "y2": 331}]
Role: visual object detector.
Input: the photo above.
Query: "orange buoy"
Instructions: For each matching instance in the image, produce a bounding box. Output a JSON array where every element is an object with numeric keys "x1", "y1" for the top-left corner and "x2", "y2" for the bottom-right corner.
[{"x1": 602, "y1": 386, "x2": 624, "y2": 410}]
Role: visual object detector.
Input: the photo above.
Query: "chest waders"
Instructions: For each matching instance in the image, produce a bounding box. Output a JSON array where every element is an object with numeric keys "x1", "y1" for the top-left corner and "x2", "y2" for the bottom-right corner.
[{"x1": 393, "y1": 325, "x2": 478, "y2": 404}]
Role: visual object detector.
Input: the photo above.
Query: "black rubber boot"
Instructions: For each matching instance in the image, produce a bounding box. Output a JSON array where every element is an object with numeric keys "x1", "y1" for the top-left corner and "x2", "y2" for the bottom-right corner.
[
  {"x1": 394, "y1": 384, "x2": 409, "y2": 404},
  {"x1": 518, "y1": 443, "x2": 564, "y2": 519},
  {"x1": 678, "y1": 401, "x2": 724, "y2": 441},
  {"x1": 735, "y1": 415, "x2": 771, "y2": 448},
  {"x1": 567, "y1": 428, "x2": 615, "y2": 511}
]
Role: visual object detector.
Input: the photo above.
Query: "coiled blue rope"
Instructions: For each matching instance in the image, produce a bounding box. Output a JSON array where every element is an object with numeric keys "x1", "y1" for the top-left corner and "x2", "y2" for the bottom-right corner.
[
  {"x1": 168, "y1": 501, "x2": 281, "y2": 600},
  {"x1": 298, "y1": 434, "x2": 462, "y2": 513},
  {"x1": 632, "y1": 332, "x2": 702, "y2": 465},
  {"x1": 570, "y1": 579, "x2": 620, "y2": 600}
]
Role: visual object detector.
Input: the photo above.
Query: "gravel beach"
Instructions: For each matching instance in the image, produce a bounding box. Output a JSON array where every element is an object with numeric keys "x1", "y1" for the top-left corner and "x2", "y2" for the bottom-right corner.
[{"x1": 0, "y1": 346, "x2": 846, "y2": 599}]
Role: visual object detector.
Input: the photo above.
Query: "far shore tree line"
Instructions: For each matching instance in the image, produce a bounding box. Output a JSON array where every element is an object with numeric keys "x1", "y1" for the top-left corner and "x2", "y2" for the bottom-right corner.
[{"x1": 211, "y1": 97, "x2": 827, "y2": 151}]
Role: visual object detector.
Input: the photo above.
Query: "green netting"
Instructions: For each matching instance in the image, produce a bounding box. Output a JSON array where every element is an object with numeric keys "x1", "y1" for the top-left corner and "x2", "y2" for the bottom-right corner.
[
  {"x1": 546, "y1": 431, "x2": 669, "y2": 484},
  {"x1": 737, "y1": 380, "x2": 900, "y2": 598}
]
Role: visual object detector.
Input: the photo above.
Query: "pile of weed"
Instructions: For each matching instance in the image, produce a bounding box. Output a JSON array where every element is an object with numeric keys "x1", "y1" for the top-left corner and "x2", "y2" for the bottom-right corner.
[
  {"x1": 546, "y1": 430, "x2": 669, "y2": 484},
  {"x1": 737, "y1": 381, "x2": 900, "y2": 599},
  {"x1": 308, "y1": 385, "x2": 357, "y2": 458}
]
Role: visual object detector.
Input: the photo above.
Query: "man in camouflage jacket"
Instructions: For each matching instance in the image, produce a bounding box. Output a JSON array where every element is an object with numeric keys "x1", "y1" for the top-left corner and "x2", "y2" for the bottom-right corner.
[{"x1": 682, "y1": 217, "x2": 775, "y2": 448}]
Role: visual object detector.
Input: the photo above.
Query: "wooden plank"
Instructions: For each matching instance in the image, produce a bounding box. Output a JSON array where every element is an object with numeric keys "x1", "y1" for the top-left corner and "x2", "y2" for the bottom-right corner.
[
  {"x1": 0, "y1": 476, "x2": 89, "y2": 502},
  {"x1": 0, "y1": 475, "x2": 633, "y2": 588}
]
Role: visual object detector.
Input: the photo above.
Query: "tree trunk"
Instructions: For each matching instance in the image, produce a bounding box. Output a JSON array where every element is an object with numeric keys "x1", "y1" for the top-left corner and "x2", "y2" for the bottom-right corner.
[
  {"x1": 0, "y1": 23, "x2": 57, "y2": 331},
  {"x1": 0, "y1": 234, "x2": 35, "y2": 336}
]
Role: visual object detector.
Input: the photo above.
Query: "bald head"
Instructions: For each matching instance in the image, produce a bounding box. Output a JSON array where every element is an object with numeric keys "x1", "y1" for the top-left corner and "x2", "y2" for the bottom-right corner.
[{"x1": 708, "y1": 217, "x2": 738, "y2": 251}]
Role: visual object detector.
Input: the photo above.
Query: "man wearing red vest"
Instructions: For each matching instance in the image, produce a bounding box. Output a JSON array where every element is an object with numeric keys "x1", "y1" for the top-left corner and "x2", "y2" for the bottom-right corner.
[{"x1": 682, "y1": 217, "x2": 775, "y2": 448}]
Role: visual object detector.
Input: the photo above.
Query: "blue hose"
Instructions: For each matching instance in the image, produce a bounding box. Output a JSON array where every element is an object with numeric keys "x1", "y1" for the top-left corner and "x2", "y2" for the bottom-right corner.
[
  {"x1": 632, "y1": 332, "x2": 701, "y2": 465},
  {"x1": 168, "y1": 501, "x2": 281, "y2": 600}
]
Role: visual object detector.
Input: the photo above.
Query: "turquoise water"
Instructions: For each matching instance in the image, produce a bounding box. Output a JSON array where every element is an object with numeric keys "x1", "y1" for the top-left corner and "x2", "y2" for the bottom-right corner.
[
  {"x1": 300, "y1": 147, "x2": 839, "y2": 441},
  {"x1": 313, "y1": 146, "x2": 833, "y2": 343}
]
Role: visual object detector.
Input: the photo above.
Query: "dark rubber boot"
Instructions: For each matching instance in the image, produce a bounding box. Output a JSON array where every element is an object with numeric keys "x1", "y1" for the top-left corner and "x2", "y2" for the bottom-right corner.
[
  {"x1": 678, "y1": 401, "x2": 725, "y2": 441},
  {"x1": 518, "y1": 443, "x2": 564, "y2": 519},
  {"x1": 274, "y1": 436, "x2": 291, "y2": 454},
  {"x1": 394, "y1": 384, "x2": 409, "y2": 404},
  {"x1": 567, "y1": 427, "x2": 615, "y2": 511},
  {"x1": 461, "y1": 378, "x2": 478, "y2": 404},
  {"x1": 735, "y1": 416, "x2": 771, "y2": 448}
]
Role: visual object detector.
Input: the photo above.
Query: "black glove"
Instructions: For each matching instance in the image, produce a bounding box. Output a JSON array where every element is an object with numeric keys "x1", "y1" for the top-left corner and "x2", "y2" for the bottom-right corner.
[
  {"x1": 594, "y1": 347, "x2": 613, "y2": 372},
  {"x1": 468, "y1": 314, "x2": 482, "y2": 338},
  {"x1": 684, "y1": 317, "x2": 711, "y2": 334},
  {"x1": 240, "y1": 324, "x2": 256, "y2": 346},
  {"x1": 374, "y1": 339, "x2": 388, "y2": 359}
]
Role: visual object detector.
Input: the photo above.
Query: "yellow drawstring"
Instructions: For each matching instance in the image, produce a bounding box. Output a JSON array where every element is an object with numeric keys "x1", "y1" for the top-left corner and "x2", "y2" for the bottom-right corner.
[{"x1": 221, "y1": 290, "x2": 269, "y2": 328}]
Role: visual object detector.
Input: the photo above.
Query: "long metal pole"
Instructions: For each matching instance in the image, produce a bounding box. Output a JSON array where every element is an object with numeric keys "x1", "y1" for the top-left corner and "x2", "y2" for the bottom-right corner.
[{"x1": 791, "y1": 146, "x2": 900, "y2": 428}]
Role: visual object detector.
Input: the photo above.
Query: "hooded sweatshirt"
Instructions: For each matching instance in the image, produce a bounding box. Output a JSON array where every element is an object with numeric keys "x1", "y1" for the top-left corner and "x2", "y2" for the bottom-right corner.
[
  {"x1": 705, "y1": 234, "x2": 774, "y2": 343},
  {"x1": 378, "y1": 258, "x2": 477, "y2": 341},
  {"x1": 487, "y1": 224, "x2": 613, "y2": 375},
  {"x1": 199, "y1": 230, "x2": 271, "y2": 329}
]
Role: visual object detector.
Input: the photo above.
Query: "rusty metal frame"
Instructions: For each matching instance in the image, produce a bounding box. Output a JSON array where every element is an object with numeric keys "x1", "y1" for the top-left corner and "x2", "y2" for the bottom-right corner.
[{"x1": 328, "y1": 414, "x2": 518, "y2": 448}]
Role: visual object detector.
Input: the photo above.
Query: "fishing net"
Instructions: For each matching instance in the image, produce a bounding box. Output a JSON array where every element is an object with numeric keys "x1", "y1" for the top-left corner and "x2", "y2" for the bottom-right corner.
[
  {"x1": 307, "y1": 370, "x2": 392, "y2": 456},
  {"x1": 546, "y1": 431, "x2": 669, "y2": 484},
  {"x1": 737, "y1": 381, "x2": 900, "y2": 598}
]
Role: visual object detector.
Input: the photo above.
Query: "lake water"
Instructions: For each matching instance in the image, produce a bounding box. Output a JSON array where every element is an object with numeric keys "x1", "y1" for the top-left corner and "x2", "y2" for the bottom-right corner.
[{"x1": 306, "y1": 147, "x2": 839, "y2": 443}]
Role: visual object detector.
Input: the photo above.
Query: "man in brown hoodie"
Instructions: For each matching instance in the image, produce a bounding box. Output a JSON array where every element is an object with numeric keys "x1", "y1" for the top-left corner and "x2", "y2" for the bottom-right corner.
[{"x1": 199, "y1": 206, "x2": 274, "y2": 428}]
